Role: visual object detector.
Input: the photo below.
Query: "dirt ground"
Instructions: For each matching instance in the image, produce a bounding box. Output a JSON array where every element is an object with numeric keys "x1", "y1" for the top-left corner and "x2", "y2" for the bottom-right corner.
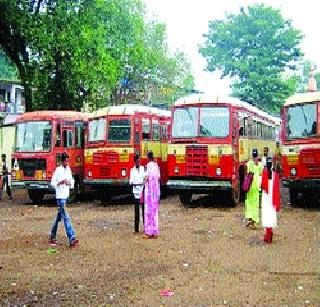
[{"x1": 0, "y1": 188, "x2": 319, "y2": 306}]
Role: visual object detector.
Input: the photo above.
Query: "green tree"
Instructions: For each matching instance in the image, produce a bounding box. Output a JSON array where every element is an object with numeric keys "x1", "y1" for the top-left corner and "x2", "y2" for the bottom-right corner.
[
  {"x1": 199, "y1": 4, "x2": 304, "y2": 112},
  {"x1": 0, "y1": 0, "x2": 194, "y2": 111},
  {"x1": 0, "y1": 49, "x2": 18, "y2": 79}
]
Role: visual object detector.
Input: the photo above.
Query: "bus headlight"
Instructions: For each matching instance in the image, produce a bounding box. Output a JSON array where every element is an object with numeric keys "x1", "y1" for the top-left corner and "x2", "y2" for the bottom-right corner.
[
  {"x1": 121, "y1": 169, "x2": 126, "y2": 177},
  {"x1": 216, "y1": 167, "x2": 222, "y2": 176},
  {"x1": 88, "y1": 170, "x2": 92, "y2": 177},
  {"x1": 42, "y1": 171, "x2": 46, "y2": 179},
  {"x1": 290, "y1": 167, "x2": 297, "y2": 176},
  {"x1": 174, "y1": 167, "x2": 180, "y2": 174}
]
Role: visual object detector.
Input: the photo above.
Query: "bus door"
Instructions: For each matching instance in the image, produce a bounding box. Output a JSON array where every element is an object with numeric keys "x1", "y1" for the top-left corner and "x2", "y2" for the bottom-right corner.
[
  {"x1": 232, "y1": 110, "x2": 240, "y2": 175},
  {"x1": 133, "y1": 114, "x2": 141, "y2": 155}
]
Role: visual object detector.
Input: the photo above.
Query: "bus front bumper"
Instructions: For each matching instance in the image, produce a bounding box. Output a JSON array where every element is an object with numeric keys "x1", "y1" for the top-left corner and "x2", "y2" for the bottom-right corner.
[
  {"x1": 83, "y1": 179, "x2": 129, "y2": 186},
  {"x1": 167, "y1": 179, "x2": 232, "y2": 191},
  {"x1": 11, "y1": 180, "x2": 53, "y2": 191},
  {"x1": 282, "y1": 178, "x2": 320, "y2": 189}
]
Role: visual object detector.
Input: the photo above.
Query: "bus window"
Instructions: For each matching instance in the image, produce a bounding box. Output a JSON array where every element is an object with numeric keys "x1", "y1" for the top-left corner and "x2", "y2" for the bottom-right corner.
[
  {"x1": 161, "y1": 124, "x2": 168, "y2": 140},
  {"x1": 253, "y1": 121, "x2": 257, "y2": 138},
  {"x1": 75, "y1": 121, "x2": 84, "y2": 149},
  {"x1": 257, "y1": 122, "x2": 262, "y2": 139},
  {"x1": 243, "y1": 117, "x2": 248, "y2": 136},
  {"x1": 153, "y1": 123, "x2": 160, "y2": 141},
  {"x1": 239, "y1": 117, "x2": 244, "y2": 136},
  {"x1": 56, "y1": 123, "x2": 61, "y2": 147},
  {"x1": 142, "y1": 119, "x2": 150, "y2": 140},
  {"x1": 108, "y1": 119, "x2": 131, "y2": 143},
  {"x1": 63, "y1": 130, "x2": 73, "y2": 148}
]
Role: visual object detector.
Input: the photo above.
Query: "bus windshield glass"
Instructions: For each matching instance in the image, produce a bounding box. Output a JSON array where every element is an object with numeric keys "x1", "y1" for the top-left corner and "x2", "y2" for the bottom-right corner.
[
  {"x1": 172, "y1": 107, "x2": 198, "y2": 138},
  {"x1": 286, "y1": 103, "x2": 317, "y2": 139},
  {"x1": 88, "y1": 118, "x2": 106, "y2": 142},
  {"x1": 200, "y1": 107, "x2": 230, "y2": 137},
  {"x1": 108, "y1": 119, "x2": 131, "y2": 143},
  {"x1": 16, "y1": 121, "x2": 52, "y2": 151}
]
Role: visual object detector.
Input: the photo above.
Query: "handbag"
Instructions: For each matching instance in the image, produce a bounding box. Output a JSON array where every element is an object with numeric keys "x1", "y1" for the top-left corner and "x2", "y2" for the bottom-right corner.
[{"x1": 242, "y1": 173, "x2": 254, "y2": 193}]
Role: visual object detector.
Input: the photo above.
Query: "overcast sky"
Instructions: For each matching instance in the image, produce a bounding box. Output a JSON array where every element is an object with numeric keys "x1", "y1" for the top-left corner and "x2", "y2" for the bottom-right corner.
[{"x1": 146, "y1": 0, "x2": 319, "y2": 94}]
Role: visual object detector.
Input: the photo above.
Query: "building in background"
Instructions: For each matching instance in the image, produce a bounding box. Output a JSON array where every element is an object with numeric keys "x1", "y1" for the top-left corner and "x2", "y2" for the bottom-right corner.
[{"x1": 0, "y1": 79, "x2": 25, "y2": 124}]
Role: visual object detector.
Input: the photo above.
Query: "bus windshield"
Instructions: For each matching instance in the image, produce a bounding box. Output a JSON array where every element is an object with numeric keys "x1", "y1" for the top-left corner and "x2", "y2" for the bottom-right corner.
[
  {"x1": 172, "y1": 106, "x2": 230, "y2": 138},
  {"x1": 200, "y1": 107, "x2": 229, "y2": 137},
  {"x1": 108, "y1": 119, "x2": 131, "y2": 143},
  {"x1": 172, "y1": 107, "x2": 198, "y2": 138},
  {"x1": 16, "y1": 121, "x2": 52, "y2": 151},
  {"x1": 286, "y1": 103, "x2": 317, "y2": 139},
  {"x1": 88, "y1": 118, "x2": 106, "y2": 142}
]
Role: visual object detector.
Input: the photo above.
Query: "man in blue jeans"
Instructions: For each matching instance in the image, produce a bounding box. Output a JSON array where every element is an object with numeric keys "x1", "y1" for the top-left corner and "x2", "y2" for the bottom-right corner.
[{"x1": 49, "y1": 152, "x2": 78, "y2": 247}]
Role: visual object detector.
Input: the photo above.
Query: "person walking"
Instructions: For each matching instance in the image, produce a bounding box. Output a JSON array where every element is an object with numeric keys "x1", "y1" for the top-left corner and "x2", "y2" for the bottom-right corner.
[
  {"x1": 0, "y1": 154, "x2": 12, "y2": 201},
  {"x1": 129, "y1": 153, "x2": 145, "y2": 233},
  {"x1": 143, "y1": 151, "x2": 160, "y2": 239},
  {"x1": 245, "y1": 148, "x2": 263, "y2": 228},
  {"x1": 49, "y1": 152, "x2": 78, "y2": 247},
  {"x1": 261, "y1": 157, "x2": 281, "y2": 243}
]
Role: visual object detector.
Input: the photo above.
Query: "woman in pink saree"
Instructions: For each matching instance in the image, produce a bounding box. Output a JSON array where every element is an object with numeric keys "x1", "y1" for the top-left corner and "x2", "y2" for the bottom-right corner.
[{"x1": 143, "y1": 151, "x2": 160, "y2": 239}]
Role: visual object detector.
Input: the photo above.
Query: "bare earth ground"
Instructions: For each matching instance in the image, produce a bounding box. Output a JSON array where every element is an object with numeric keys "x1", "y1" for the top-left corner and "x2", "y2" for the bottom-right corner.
[{"x1": 0, "y1": 189, "x2": 319, "y2": 306}]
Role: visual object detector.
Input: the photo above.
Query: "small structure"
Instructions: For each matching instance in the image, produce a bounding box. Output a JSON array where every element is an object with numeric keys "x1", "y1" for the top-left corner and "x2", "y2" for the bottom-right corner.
[{"x1": 0, "y1": 79, "x2": 25, "y2": 124}]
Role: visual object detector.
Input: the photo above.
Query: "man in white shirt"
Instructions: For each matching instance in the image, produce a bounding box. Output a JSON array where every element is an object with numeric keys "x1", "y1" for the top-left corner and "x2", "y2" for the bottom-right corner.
[
  {"x1": 49, "y1": 152, "x2": 78, "y2": 247},
  {"x1": 129, "y1": 153, "x2": 145, "y2": 233}
]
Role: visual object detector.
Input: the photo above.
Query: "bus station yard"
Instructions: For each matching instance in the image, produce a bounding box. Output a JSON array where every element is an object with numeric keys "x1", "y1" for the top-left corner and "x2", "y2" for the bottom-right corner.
[{"x1": 0, "y1": 189, "x2": 319, "y2": 306}]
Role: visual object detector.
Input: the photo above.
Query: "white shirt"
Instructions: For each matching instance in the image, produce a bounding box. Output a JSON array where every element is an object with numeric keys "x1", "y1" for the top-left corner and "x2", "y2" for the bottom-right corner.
[
  {"x1": 51, "y1": 165, "x2": 74, "y2": 199},
  {"x1": 129, "y1": 165, "x2": 145, "y2": 199}
]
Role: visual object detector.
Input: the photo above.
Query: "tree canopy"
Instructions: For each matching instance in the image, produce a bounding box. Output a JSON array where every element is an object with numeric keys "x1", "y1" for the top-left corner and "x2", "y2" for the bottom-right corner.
[
  {"x1": 199, "y1": 4, "x2": 304, "y2": 112},
  {"x1": 0, "y1": 0, "x2": 194, "y2": 111}
]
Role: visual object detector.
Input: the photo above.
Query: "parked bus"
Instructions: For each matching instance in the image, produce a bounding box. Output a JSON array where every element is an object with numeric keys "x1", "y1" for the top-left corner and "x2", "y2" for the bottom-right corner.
[
  {"x1": 281, "y1": 91, "x2": 320, "y2": 205},
  {"x1": 84, "y1": 104, "x2": 171, "y2": 202},
  {"x1": 11, "y1": 111, "x2": 88, "y2": 203},
  {"x1": 167, "y1": 94, "x2": 280, "y2": 206}
]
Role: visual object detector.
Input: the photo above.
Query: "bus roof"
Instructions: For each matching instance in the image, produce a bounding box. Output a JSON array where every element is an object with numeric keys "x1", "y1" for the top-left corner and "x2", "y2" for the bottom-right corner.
[
  {"x1": 284, "y1": 92, "x2": 320, "y2": 107},
  {"x1": 174, "y1": 94, "x2": 280, "y2": 125},
  {"x1": 90, "y1": 104, "x2": 171, "y2": 118},
  {"x1": 16, "y1": 111, "x2": 88, "y2": 122}
]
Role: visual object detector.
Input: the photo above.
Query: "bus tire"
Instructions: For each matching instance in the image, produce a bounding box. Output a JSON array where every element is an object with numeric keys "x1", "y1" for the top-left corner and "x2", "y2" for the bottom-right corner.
[
  {"x1": 68, "y1": 177, "x2": 81, "y2": 204},
  {"x1": 160, "y1": 186, "x2": 168, "y2": 199},
  {"x1": 227, "y1": 185, "x2": 240, "y2": 207},
  {"x1": 99, "y1": 190, "x2": 112, "y2": 205},
  {"x1": 289, "y1": 188, "x2": 299, "y2": 206},
  {"x1": 28, "y1": 190, "x2": 45, "y2": 204},
  {"x1": 179, "y1": 191, "x2": 192, "y2": 206}
]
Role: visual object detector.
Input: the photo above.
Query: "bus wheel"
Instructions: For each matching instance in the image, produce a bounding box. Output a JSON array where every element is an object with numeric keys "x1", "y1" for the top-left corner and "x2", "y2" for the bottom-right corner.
[
  {"x1": 289, "y1": 188, "x2": 299, "y2": 206},
  {"x1": 179, "y1": 191, "x2": 192, "y2": 206},
  {"x1": 227, "y1": 186, "x2": 240, "y2": 207},
  {"x1": 28, "y1": 190, "x2": 44, "y2": 204},
  {"x1": 160, "y1": 186, "x2": 168, "y2": 199},
  {"x1": 99, "y1": 190, "x2": 112, "y2": 205}
]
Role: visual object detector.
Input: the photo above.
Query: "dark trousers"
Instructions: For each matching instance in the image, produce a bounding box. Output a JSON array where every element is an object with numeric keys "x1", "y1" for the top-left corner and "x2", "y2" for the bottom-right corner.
[
  {"x1": 134, "y1": 198, "x2": 144, "y2": 232},
  {"x1": 0, "y1": 175, "x2": 12, "y2": 200}
]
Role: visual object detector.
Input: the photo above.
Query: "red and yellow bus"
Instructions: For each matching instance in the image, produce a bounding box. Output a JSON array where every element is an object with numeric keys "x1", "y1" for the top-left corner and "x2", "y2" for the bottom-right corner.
[
  {"x1": 281, "y1": 92, "x2": 320, "y2": 205},
  {"x1": 11, "y1": 111, "x2": 88, "y2": 203},
  {"x1": 84, "y1": 105, "x2": 171, "y2": 202},
  {"x1": 167, "y1": 94, "x2": 280, "y2": 206}
]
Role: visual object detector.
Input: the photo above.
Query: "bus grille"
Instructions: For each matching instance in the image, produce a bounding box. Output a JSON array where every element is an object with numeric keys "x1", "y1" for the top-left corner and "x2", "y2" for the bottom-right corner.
[
  {"x1": 185, "y1": 145, "x2": 208, "y2": 176},
  {"x1": 99, "y1": 167, "x2": 112, "y2": 177},
  {"x1": 17, "y1": 158, "x2": 46, "y2": 178}
]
